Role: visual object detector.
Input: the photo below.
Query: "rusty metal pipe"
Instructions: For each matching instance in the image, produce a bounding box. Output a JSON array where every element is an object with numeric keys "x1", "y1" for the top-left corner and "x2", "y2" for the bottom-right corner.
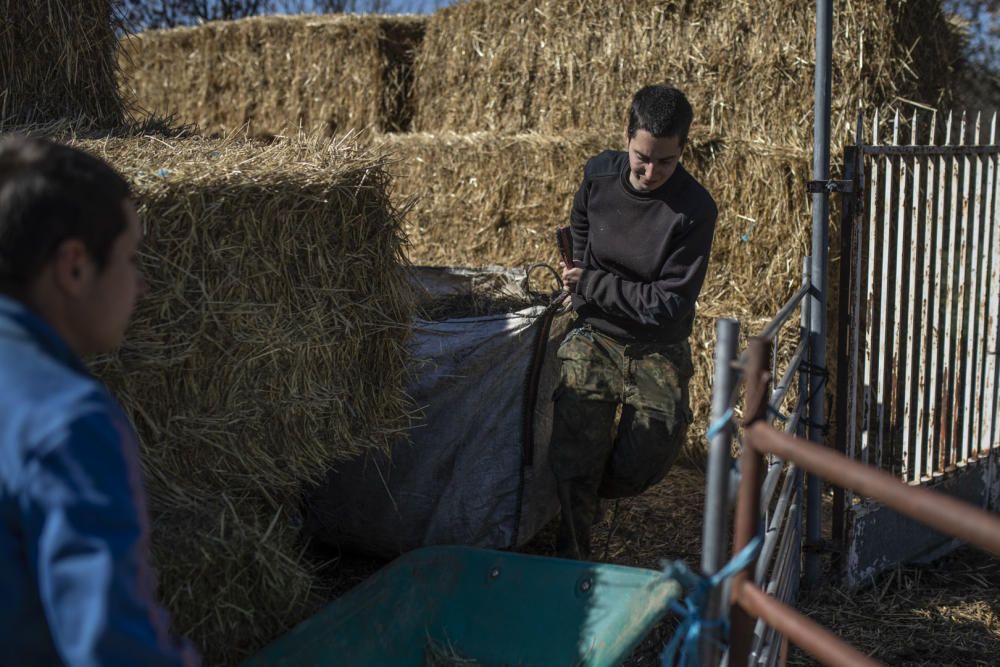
[
  {"x1": 730, "y1": 338, "x2": 772, "y2": 667},
  {"x1": 734, "y1": 580, "x2": 881, "y2": 667},
  {"x1": 745, "y1": 423, "x2": 1000, "y2": 557}
]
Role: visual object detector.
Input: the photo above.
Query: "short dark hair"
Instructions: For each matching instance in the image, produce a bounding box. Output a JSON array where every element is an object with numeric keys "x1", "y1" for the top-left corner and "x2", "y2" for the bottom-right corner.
[
  {"x1": 0, "y1": 136, "x2": 131, "y2": 294},
  {"x1": 626, "y1": 85, "x2": 694, "y2": 144}
]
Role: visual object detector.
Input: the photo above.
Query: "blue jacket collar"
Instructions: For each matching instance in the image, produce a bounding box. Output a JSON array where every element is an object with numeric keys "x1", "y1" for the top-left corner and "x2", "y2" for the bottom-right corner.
[{"x1": 0, "y1": 294, "x2": 90, "y2": 376}]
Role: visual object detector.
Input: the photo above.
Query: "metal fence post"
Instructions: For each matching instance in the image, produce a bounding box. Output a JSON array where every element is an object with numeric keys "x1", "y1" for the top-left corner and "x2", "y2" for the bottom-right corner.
[
  {"x1": 700, "y1": 318, "x2": 740, "y2": 665},
  {"x1": 806, "y1": 0, "x2": 833, "y2": 589},
  {"x1": 832, "y1": 141, "x2": 860, "y2": 566}
]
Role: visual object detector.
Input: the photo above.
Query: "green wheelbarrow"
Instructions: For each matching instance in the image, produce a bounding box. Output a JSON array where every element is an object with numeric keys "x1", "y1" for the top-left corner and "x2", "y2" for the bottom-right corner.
[{"x1": 242, "y1": 545, "x2": 683, "y2": 667}]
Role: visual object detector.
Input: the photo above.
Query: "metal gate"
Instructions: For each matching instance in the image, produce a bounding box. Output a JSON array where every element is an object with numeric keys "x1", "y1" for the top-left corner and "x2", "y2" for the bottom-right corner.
[{"x1": 834, "y1": 108, "x2": 1000, "y2": 586}]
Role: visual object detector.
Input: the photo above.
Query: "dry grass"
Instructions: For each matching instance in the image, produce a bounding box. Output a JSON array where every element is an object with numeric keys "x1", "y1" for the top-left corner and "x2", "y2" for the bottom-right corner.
[
  {"x1": 119, "y1": 14, "x2": 426, "y2": 137},
  {"x1": 7, "y1": 124, "x2": 415, "y2": 665},
  {"x1": 412, "y1": 0, "x2": 962, "y2": 147},
  {"x1": 791, "y1": 547, "x2": 1000, "y2": 666},
  {"x1": 0, "y1": 0, "x2": 123, "y2": 127}
]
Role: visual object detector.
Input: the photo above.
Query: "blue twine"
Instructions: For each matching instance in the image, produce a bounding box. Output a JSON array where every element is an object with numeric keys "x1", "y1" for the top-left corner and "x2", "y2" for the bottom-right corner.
[
  {"x1": 706, "y1": 408, "x2": 734, "y2": 440},
  {"x1": 659, "y1": 535, "x2": 763, "y2": 667}
]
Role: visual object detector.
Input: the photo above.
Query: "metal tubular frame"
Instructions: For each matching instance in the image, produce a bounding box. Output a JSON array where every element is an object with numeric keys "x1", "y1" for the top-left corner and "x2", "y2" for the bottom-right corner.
[
  {"x1": 805, "y1": 0, "x2": 833, "y2": 590},
  {"x1": 699, "y1": 255, "x2": 812, "y2": 665},
  {"x1": 727, "y1": 338, "x2": 1000, "y2": 667},
  {"x1": 700, "y1": 318, "x2": 740, "y2": 665}
]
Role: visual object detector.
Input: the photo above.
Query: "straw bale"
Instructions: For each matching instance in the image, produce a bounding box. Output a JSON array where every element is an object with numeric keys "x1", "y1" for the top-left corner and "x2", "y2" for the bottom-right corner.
[
  {"x1": 79, "y1": 133, "x2": 415, "y2": 502},
  {"x1": 376, "y1": 129, "x2": 811, "y2": 457},
  {"x1": 120, "y1": 14, "x2": 426, "y2": 137},
  {"x1": 8, "y1": 129, "x2": 415, "y2": 664},
  {"x1": 0, "y1": 0, "x2": 123, "y2": 127},
  {"x1": 150, "y1": 493, "x2": 317, "y2": 665},
  {"x1": 411, "y1": 0, "x2": 961, "y2": 146}
]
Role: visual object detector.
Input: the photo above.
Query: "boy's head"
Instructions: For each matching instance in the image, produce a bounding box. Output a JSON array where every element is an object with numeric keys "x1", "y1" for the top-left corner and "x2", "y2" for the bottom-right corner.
[
  {"x1": 626, "y1": 85, "x2": 694, "y2": 144},
  {"x1": 624, "y1": 85, "x2": 694, "y2": 192},
  {"x1": 0, "y1": 136, "x2": 143, "y2": 354}
]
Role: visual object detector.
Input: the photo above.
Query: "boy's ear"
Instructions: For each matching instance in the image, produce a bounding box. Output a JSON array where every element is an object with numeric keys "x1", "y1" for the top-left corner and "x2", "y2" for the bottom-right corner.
[
  {"x1": 623, "y1": 128, "x2": 630, "y2": 150},
  {"x1": 51, "y1": 239, "x2": 94, "y2": 295}
]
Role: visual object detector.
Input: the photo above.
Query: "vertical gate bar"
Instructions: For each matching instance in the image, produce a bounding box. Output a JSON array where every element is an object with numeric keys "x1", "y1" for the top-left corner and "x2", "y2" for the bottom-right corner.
[
  {"x1": 937, "y1": 111, "x2": 956, "y2": 475},
  {"x1": 916, "y1": 111, "x2": 938, "y2": 482},
  {"x1": 862, "y1": 110, "x2": 881, "y2": 468},
  {"x1": 751, "y1": 469, "x2": 797, "y2": 663},
  {"x1": 833, "y1": 138, "x2": 858, "y2": 551},
  {"x1": 929, "y1": 113, "x2": 952, "y2": 477},
  {"x1": 978, "y1": 114, "x2": 997, "y2": 457},
  {"x1": 700, "y1": 318, "x2": 739, "y2": 666},
  {"x1": 844, "y1": 144, "x2": 864, "y2": 512},
  {"x1": 973, "y1": 114, "x2": 993, "y2": 458},
  {"x1": 954, "y1": 111, "x2": 974, "y2": 465},
  {"x1": 805, "y1": 0, "x2": 833, "y2": 590},
  {"x1": 902, "y1": 110, "x2": 921, "y2": 483},
  {"x1": 946, "y1": 111, "x2": 968, "y2": 468},
  {"x1": 875, "y1": 111, "x2": 899, "y2": 472},
  {"x1": 846, "y1": 111, "x2": 865, "y2": 486},
  {"x1": 893, "y1": 110, "x2": 912, "y2": 478},
  {"x1": 965, "y1": 112, "x2": 984, "y2": 461},
  {"x1": 985, "y1": 113, "x2": 1000, "y2": 452},
  {"x1": 730, "y1": 338, "x2": 771, "y2": 666}
]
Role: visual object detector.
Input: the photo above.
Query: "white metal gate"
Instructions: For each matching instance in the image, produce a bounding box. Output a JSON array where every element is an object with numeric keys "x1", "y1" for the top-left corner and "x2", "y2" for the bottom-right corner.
[{"x1": 834, "y1": 109, "x2": 1000, "y2": 586}]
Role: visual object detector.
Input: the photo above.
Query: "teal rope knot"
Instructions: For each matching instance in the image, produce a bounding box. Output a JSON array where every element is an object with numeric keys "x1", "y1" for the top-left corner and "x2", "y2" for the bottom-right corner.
[
  {"x1": 706, "y1": 408, "x2": 734, "y2": 439},
  {"x1": 659, "y1": 535, "x2": 763, "y2": 667}
]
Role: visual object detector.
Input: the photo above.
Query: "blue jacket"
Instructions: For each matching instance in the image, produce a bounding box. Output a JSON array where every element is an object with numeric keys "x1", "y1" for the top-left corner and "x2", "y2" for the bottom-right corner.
[{"x1": 0, "y1": 295, "x2": 198, "y2": 666}]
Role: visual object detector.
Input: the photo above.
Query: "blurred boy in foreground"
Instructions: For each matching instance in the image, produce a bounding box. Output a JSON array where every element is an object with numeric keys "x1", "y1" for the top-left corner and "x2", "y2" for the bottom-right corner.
[{"x1": 0, "y1": 136, "x2": 197, "y2": 666}]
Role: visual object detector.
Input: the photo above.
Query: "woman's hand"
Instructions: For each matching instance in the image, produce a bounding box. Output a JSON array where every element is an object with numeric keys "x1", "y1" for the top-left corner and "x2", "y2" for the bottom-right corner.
[{"x1": 560, "y1": 261, "x2": 583, "y2": 292}]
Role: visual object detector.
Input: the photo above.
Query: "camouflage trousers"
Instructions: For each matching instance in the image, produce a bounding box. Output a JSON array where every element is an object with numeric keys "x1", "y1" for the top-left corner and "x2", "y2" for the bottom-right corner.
[{"x1": 549, "y1": 322, "x2": 694, "y2": 559}]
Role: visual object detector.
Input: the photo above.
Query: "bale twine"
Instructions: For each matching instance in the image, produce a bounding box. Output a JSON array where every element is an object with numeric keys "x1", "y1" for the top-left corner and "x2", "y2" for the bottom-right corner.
[
  {"x1": 32, "y1": 129, "x2": 415, "y2": 665},
  {"x1": 411, "y1": 0, "x2": 961, "y2": 146},
  {"x1": 0, "y1": 0, "x2": 124, "y2": 127},
  {"x1": 119, "y1": 14, "x2": 426, "y2": 136}
]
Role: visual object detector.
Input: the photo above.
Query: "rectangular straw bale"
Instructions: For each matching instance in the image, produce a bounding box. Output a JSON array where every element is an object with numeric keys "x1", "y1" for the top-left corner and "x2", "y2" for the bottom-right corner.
[
  {"x1": 0, "y1": 0, "x2": 123, "y2": 127},
  {"x1": 377, "y1": 130, "x2": 813, "y2": 461},
  {"x1": 411, "y1": 0, "x2": 961, "y2": 147},
  {"x1": 380, "y1": 131, "x2": 810, "y2": 308},
  {"x1": 376, "y1": 131, "x2": 608, "y2": 268},
  {"x1": 80, "y1": 133, "x2": 414, "y2": 502},
  {"x1": 120, "y1": 14, "x2": 426, "y2": 136},
  {"x1": 46, "y1": 131, "x2": 415, "y2": 665},
  {"x1": 150, "y1": 493, "x2": 317, "y2": 666}
]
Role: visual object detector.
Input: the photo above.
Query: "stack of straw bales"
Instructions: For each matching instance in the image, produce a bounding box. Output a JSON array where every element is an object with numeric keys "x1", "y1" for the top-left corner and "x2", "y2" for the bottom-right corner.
[
  {"x1": 120, "y1": 15, "x2": 426, "y2": 136},
  {"x1": 411, "y1": 0, "x2": 960, "y2": 145},
  {"x1": 389, "y1": 0, "x2": 959, "y2": 453},
  {"x1": 66, "y1": 132, "x2": 413, "y2": 664},
  {"x1": 116, "y1": 0, "x2": 961, "y2": 458},
  {"x1": 0, "y1": 0, "x2": 124, "y2": 126}
]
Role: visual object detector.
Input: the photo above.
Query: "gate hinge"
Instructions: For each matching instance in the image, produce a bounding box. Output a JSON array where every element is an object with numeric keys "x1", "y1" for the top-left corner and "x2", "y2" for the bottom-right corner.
[{"x1": 807, "y1": 179, "x2": 854, "y2": 194}]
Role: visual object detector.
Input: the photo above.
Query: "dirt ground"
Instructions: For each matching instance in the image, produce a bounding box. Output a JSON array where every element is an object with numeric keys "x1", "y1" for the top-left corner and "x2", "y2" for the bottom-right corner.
[
  {"x1": 790, "y1": 547, "x2": 1000, "y2": 666},
  {"x1": 318, "y1": 464, "x2": 1000, "y2": 666}
]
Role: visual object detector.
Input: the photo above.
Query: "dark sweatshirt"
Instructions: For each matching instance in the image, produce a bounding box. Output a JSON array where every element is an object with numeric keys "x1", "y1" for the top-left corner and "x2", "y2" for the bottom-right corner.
[{"x1": 570, "y1": 150, "x2": 717, "y2": 344}]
